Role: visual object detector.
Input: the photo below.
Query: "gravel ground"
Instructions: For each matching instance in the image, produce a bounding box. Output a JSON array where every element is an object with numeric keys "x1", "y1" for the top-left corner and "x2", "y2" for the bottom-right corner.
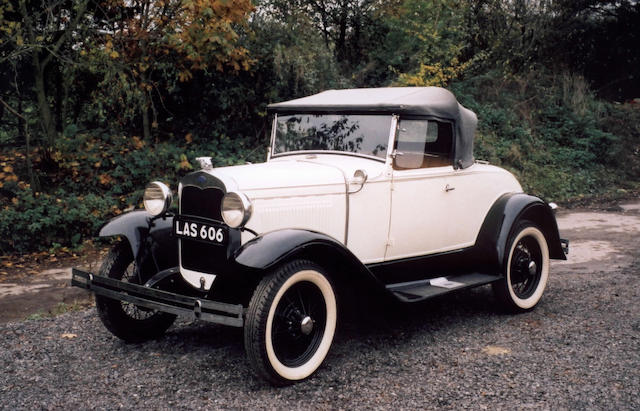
[{"x1": 1, "y1": 208, "x2": 639, "y2": 410}]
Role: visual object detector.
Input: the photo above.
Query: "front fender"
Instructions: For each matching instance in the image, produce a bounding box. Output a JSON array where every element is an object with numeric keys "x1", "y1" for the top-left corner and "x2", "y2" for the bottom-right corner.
[
  {"x1": 99, "y1": 210, "x2": 150, "y2": 257},
  {"x1": 99, "y1": 210, "x2": 176, "y2": 265},
  {"x1": 233, "y1": 229, "x2": 384, "y2": 291},
  {"x1": 475, "y1": 193, "x2": 567, "y2": 270}
]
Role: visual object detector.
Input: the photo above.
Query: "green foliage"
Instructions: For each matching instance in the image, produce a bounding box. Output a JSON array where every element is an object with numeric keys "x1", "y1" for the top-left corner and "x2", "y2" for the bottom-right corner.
[
  {"x1": 0, "y1": 186, "x2": 114, "y2": 253},
  {"x1": 0, "y1": 131, "x2": 264, "y2": 253},
  {"x1": 387, "y1": 0, "x2": 468, "y2": 86},
  {"x1": 2, "y1": 0, "x2": 640, "y2": 254},
  {"x1": 451, "y1": 71, "x2": 639, "y2": 201}
]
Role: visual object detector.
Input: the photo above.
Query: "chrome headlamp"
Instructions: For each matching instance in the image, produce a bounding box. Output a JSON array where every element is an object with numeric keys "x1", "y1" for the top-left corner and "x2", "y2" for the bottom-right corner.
[
  {"x1": 143, "y1": 182, "x2": 172, "y2": 217},
  {"x1": 221, "y1": 192, "x2": 252, "y2": 228}
]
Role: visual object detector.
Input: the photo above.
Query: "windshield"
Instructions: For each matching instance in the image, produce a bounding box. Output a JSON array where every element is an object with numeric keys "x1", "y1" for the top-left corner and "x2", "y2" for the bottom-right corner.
[{"x1": 273, "y1": 114, "x2": 391, "y2": 159}]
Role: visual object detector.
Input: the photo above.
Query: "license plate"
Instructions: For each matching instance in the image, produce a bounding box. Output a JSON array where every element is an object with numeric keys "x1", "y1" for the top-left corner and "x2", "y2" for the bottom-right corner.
[{"x1": 173, "y1": 216, "x2": 228, "y2": 246}]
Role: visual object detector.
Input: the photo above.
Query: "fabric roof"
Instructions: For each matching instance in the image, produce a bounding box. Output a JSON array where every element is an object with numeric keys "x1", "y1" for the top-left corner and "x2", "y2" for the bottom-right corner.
[{"x1": 268, "y1": 87, "x2": 477, "y2": 169}]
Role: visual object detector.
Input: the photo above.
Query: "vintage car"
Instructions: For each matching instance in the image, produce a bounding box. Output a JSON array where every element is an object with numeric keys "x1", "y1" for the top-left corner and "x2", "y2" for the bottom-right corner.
[{"x1": 72, "y1": 87, "x2": 568, "y2": 385}]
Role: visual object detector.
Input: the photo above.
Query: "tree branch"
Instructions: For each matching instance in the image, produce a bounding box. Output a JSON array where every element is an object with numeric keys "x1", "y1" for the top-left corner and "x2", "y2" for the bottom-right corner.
[
  {"x1": 0, "y1": 97, "x2": 27, "y2": 121},
  {"x1": 42, "y1": 0, "x2": 90, "y2": 68}
]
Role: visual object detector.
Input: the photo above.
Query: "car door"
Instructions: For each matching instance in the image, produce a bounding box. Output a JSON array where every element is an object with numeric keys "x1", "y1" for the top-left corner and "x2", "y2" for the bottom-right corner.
[{"x1": 385, "y1": 117, "x2": 463, "y2": 261}]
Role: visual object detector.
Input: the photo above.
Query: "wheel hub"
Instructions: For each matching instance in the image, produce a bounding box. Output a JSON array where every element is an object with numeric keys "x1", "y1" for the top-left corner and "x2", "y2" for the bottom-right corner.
[
  {"x1": 300, "y1": 316, "x2": 314, "y2": 335},
  {"x1": 528, "y1": 260, "x2": 537, "y2": 276}
]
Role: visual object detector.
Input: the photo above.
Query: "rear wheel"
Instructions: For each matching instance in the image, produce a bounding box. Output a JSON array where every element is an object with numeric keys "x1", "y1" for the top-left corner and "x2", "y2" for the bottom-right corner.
[
  {"x1": 493, "y1": 221, "x2": 549, "y2": 312},
  {"x1": 244, "y1": 260, "x2": 337, "y2": 385},
  {"x1": 95, "y1": 241, "x2": 176, "y2": 342}
]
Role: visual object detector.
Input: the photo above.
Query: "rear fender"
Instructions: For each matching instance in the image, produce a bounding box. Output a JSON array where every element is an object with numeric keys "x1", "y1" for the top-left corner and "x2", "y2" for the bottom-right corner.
[{"x1": 475, "y1": 193, "x2": 566, "y2": 270}]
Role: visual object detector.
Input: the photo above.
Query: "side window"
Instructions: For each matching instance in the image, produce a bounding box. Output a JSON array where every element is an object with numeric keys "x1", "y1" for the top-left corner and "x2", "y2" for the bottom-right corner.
[{"x1": 394, "y1": 119, "x2": 453, "y2": 169}]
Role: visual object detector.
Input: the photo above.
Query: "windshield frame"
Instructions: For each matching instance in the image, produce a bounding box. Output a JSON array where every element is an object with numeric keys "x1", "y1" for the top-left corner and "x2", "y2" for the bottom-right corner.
[{"x1": 268, "y1": 112, "x2": 396, "y2": 163}]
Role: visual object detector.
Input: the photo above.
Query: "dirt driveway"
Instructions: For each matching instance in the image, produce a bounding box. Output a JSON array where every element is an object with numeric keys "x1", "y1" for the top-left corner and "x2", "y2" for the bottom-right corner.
[
  {"x1": 1, "y1": 200, "x2": 638, "y2": 409},
  {"x1": 0, "y1": 250, "x2": 103, "y2": 323},
  {"x1": 1, "y1": 200, "x2": 639, "y2": 323}
]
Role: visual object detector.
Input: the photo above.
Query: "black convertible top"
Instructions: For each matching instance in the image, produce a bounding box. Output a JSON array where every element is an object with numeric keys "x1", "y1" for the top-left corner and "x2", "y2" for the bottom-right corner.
[{"x1": 268, "y1": 87, "x2": 476, "y2": 169}]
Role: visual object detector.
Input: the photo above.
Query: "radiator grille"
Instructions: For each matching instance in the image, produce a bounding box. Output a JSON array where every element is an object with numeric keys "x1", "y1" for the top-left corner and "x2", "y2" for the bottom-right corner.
[
  {"x1": 180, "y1": 186, "x2": 226, "y2": 274},
  {"x1": 180, "y1": 186, "x2": 224, "y2": 220}
]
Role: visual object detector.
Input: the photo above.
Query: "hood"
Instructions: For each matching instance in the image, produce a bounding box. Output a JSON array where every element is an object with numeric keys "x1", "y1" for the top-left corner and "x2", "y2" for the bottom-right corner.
[{"x1": 211, "y1": 158, "x2": 347, "y2": 193}]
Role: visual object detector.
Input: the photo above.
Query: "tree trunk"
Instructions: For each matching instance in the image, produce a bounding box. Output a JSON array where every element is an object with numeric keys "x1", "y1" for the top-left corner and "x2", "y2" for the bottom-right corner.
[
  {"x1": 24, "y1": 112, "x2": 38, "y2": 192},
  {"x1": 17, "y1": 95, "x2": 25, "y2": 148},
  {"x1": 336, "y1": 5, "x2": 348, "y2": 63},
  {"x1": 33, "y1": 64, "x2": 57, "y2": 150},
  {"x1": 55, "y1": 66, "x2": 63, "y2": 133},
  {"x1": 142, "y1": 103, "x2": 151, "y2": 140}
]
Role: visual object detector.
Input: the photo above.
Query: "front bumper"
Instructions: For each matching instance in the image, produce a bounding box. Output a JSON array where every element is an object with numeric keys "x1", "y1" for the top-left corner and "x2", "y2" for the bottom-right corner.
[{"x1": 71, "y1": 268, "x2": 244, "y2": 327}]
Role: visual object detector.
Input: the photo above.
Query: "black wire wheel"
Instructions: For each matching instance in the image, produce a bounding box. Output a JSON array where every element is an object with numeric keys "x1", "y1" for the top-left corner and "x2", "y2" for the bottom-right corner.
[
  {"x1": 493, "y1": 220, "x2": 550, "y2": 312},
  {"x1": 95, "y1": 241, "x2": 176, "y2": 342},
  {"x1": 244, "y1": 259, "x2": 337, "y2": 385}
]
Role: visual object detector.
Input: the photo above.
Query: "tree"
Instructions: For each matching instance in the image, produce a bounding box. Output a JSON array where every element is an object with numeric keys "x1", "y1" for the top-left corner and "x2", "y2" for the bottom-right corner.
[
  {"x1": 547, "y1": 0, "x2": 640, "y2": 99},
  {"x1": 384, "y1": 0, "x2": 469, "y2": 86},
  {"x1": 259, "y1": 0, "x2": 393, "y2": 72},
  {"x1": 0, "y1": 0, "x2": 92, "y2": 151},
  {"x1": 88, "y1": 0, "x2": 254, "y2": 140}
]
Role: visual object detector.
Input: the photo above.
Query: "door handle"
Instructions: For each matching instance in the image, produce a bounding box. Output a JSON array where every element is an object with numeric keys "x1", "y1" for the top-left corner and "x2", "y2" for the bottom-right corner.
[{"x1": 445, "y1": 184, "x2": 455, "y2": 192}]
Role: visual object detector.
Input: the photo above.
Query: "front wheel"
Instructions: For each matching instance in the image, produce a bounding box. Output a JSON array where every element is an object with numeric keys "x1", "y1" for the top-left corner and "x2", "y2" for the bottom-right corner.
[
  {"x1": 493, "y1": 221, "x2": 550, "y2": 312},
  {"x1": 244, "y1": 260, "x2": 337, "y2": 385},
  {"x1": 95, "y1": 241, "x2": 176, "y2": 342}
]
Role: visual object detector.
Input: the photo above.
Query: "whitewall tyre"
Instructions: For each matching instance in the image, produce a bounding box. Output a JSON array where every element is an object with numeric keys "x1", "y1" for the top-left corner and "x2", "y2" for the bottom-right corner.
[
  {"x1": 493, "y1": 221, "x2": 550, "y2": 312},
  {"x1": 244, "y1": 259, "x2": 337, "y2": 385}
]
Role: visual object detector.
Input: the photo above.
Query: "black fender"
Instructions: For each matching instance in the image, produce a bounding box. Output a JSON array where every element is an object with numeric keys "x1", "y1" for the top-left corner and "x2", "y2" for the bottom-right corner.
[
  {"x1": 233, "y1": 229, "x2": 385, "y2": 293},
  {"x1": 99, "y1": 210, "x2": 178, "y2": 275},
  {"x1": 475, "y1": 193, "x2": 566, "y2": 271}
]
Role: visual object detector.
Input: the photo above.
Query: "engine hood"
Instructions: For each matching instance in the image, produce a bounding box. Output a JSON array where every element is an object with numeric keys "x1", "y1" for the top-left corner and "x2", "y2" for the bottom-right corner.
[
  {"x1": 208, "y1": 154, "x2": 388, "y2": 196},
  {"x1": 211, "y1": 158, "x2": 347, "y2": 195}
]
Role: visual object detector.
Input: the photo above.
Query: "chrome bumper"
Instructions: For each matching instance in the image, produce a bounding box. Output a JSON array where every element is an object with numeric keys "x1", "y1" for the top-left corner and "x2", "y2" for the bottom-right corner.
[{"x1": 71, "y1": 268, "x2": 244, "y2": 327}]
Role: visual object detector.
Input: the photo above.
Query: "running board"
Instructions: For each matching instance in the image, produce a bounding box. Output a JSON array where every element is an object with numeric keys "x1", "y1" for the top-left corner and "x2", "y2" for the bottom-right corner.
[{"x1": 385, "y1": 273, "x2": 501, "y2": 303}]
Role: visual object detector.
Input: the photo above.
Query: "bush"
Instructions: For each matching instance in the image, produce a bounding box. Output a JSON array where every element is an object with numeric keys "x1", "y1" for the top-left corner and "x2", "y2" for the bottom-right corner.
[
  {"x1": 0, "y1": 187, "x2": 115, "y2": 253},
  {"x1": 0, "y1": 132, "x2": 265, "y2": 254},
  {"x1": 451, "y1": 71, "x2": 639, "y2": 201},
  {"x1": 2, "y1": 70, "x2": 639, "y2": 254}
]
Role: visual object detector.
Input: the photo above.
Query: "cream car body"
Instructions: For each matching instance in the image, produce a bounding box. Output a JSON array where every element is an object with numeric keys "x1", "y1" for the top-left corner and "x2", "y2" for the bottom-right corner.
[{"x1": 73, "y1": 87, "x2": 568, "y2": 386}]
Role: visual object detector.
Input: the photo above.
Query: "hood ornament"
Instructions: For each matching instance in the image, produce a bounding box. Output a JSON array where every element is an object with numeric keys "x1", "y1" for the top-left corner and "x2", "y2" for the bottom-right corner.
[{"x1": 195, "y1": 156, "x2": 213, "y2": 171}]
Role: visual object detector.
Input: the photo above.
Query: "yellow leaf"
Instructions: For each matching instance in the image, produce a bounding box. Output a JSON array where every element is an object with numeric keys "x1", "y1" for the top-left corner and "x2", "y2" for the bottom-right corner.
[
  {"x1": 482, "y1": 345, "x2": 511, "y2": 356},
  {"x1": 99, "y1": 174, "x2": 113, "y2": 185},
  {"x1": 16, "y1": 36, "x2": 23, "y2": 46},
  {"x1": 61, "y1": 333, "x2": 77, "y2": 339},
  {"x1": 109, "y1": 50, "x2": 119, "y2": 59},
  {"x1": 179, "y1": 154, "x2": 192, "y2": 170},
  {"x1": 178, "y1": 70, "x2": 193, "y2": 82},
  {"x1": 3, "y1": 165, "x2": 13, "y2": 173},
  {"x1": 185, "y1": 133, "x2": 193, "y2": 143},
  {"x1": 132, "y1": 136, "x2": 145, "y2": 149}
]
